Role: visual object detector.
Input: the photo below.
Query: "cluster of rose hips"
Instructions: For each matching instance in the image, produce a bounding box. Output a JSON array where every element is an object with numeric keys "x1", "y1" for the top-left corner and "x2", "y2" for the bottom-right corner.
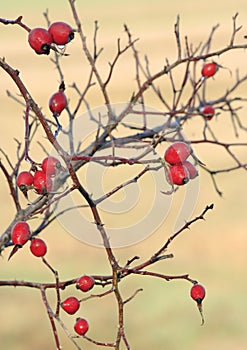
[
  {"x1": 17, "y1": 156, "x2": 61, "y2": 197},
  {"x1": 28, "y1": 21, "x2": 75, "y2": 55},
  {"x1": 10, "y1": 218, "x2": 206, "y2": 329},
  {"x1": 28, "y1": 22, "x2": 70, "y2": 134},
  {"x1": 10, "y1": 220, "x2": 47, "y2": 260},
  {"x1": 10, "y1": 219, "x2": 93, "y2": 335},
  {"x1": 61, "y1": 275, "x2": 95, "y2": 336},
  {"x1": 17, "y1": 27, "x2": 210, "y2": 337},
  {"x1": 164, "y1": 141, "x2": 198, "y2": 186}
]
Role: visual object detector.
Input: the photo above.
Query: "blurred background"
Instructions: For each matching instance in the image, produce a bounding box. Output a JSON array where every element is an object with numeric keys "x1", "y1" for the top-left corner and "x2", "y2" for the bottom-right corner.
[{"x1": 1, "y1": 1, "x2": 247, "y2": 349}]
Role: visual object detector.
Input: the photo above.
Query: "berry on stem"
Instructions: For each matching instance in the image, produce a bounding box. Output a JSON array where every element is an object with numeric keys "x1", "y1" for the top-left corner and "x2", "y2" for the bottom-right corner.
[
  {"x1": 167, "y1": 164, "x2": 190, "y2": 186},
  {"x1": 182, "y1": 160, "x2": 198, "y2": 179},
  {"x1": 48, "y1": 22, "x2": 74, "y2": 45},
  {"x1": 33, "y1": 170, "x2": 52, "y2": 194},
  {"x1": 49, "y1": 82, "x2": 67, "y2": 116},
  {"x1": 11, "y1": 221, "x2": 31, "y2": 247},
  {"x1": 30, "y1": 238, "x2": 47, "y2": 257},
  {"x1": 164, "y1": 142, "x2": 191, "y2": 165},
  {"x1": 28, "y1": 28, "x2": 53, "y2": 55},
  {"x1": 76, "y1": 275, "x2": 95, "y2": 292},
  {"x1": 41, "y1": 156, "x2": 61, "y2": 177},
  {"x1": 9, "y1": 221, "x2": 31, "y2": 260},
  {"x1": 17, "y1": 171, "x2": 34, "y2": 197},
  {"x1": 190, "y1": 283, "x2": 206, "y2": 325},
  {"x1": 49, "y1": 82, "x2": 67, "y2": 136},
  {"x1": 201, "y1": 62, "x2": 218, "y2": 78},
  {"x1": 61, "y1": 296, "x2": 80, "y2": 315},
  {"x1": 200, "y1": 105, "x2": 215, "y2": 120},
  {"x1": 74, "y1": 317, "x2": 89, "y2": 336}
]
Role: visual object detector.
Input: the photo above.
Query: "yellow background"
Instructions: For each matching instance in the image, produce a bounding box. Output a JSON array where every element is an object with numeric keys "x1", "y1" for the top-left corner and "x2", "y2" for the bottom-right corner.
[{"x1": 0, "y1": 1, "x2": 247, "y2": 349}]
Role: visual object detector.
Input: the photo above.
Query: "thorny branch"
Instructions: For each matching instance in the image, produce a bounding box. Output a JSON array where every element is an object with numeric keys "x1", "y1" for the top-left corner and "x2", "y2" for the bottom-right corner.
[{"x1": 0, "y1": 3, "x2": 247, "y2": 350}]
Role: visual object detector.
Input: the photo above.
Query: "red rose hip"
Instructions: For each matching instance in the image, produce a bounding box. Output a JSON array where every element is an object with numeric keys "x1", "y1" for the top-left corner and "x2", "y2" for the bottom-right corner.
[
  {"x1": 201, "y1": 62, "x2": 218, "y2": 78},
  {"x1": 168, "y1": 164, "x2": 190, "y2": 186},
  {"x1": 200, "y1": 105, "x2": 215, "y2": 120},
  {"x1": 49, "y1": 82, "x2": 67, "y2": 116},
  {"x1": 76, "y1": 275, "x2": 95, "y2": 292},
  {"x1": 74, "y1": 317, "x2": 89, "y2": 336},
  {"x1": 164, "y1": 142, "x2": 191, "y2": 165},
  {"x1": 33, "y1": 170, "x2": 52, "y2": 194},
  {"x1": 190, "y1": 283, "x2": 206, "y2": 325},
  {"x1": 28, "y1": 28, "x2": 53, "y2": 55},
  {"x1": 48, "y1": 21, "x2": 74, "y2": 45},
  {"x1": 182, "y1": 161, "x2": 198, "y2": 179},
  {"x1": 8, "y1": 221, "x2": 31, "y2": 260},
  {"x1": 61, "y1": 296, "x2": 80, "y2": 315},
  {"x1": 17, "y1": 171, "x2": 34, "y2": 188},
  {"x1": 30, "y1": 238, "x2": 47, "y2": 257},
  {"x1": 17, "y1": 171, "x2": 34, "y2": 197},
  {"x1": 41, "y1": 156, "x2": 61, "y2": 177},
  {"x1": 11, "y1": 221, "x2": 31, "y2": 246},
  {"x1": 190, "y1": 284, "x2": 206, "y2": 302}
]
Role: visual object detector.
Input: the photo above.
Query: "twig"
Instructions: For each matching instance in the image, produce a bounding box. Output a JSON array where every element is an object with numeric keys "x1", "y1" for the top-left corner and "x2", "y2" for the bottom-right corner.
[{"x1": 0, "y1": 16, "x2": 31, "y2": 32}]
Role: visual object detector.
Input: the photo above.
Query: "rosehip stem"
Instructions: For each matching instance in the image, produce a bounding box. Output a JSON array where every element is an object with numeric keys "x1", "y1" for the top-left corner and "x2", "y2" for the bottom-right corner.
[
  {"x1": 50, "y1": 44, "x2": 70, "y2": 56},
  {"x1": 53, "y1": 114, "x2": 62, "y2": 138},
  {"x1": 197, "y1": 302, "x2": 205, "y2": 326}
]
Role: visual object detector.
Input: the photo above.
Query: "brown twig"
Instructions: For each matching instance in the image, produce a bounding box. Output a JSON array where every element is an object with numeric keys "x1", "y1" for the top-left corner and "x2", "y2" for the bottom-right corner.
[{"x1": 0, "y1": 16, "x2": 31, "y2": 32}]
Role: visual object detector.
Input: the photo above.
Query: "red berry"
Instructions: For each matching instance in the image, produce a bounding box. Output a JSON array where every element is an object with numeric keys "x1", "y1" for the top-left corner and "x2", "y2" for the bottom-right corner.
[
  {"x1": 164, "y1": 142, "x2": 191, "y2": 165},
  {"x1": 49, "y1": 83, "x2": 67, "y2": 116},
  {"x1": 17, "y1": 171, "x2": 34, "y2": 197},
  {"x1": 33, "y1": 170, "x2": 52, "y2": 194},
  {"x1": 201, "y1": 62, "x2": 218, "y2": 78},
  {"x1": 41, "y1": 156, "x2": 61, "y2": 177},
  {"x1": 74, "y1": 317, "x2": 89, "y2": 336},
  {"x1": 190, "y1": 284, "x2": 206, "y2": 303},
  {"x1": 17, "y1": 171, "x2": 34, "y2": 187},
  {"x1": 48, "y1": 22, "x2": 74, "y2": 45},
  {"x1": 190, "y1": 283, "x2": 206, "y2": 325},
  {"x1": 30, "y1": 238, "x2": 47, "y2": 257},
  {"x1": 168, "y1": 164, "x2": 190, "y2": 186},
  {"x1": 28, "y1": 28, "x2": 53, "y2": 55},
  {"x1": 182, "y1": 161, "x2": 198, "y2": 179},
  {"x1": 200, "y1": 105, "x2": 215, "y2": 120},
  {"x1": 11, "y1": 221, "x2": 31, "y2": 246},
  {"x1": 76, "y1": 275, "x2": 95, "y2": 292},
  {"x1": 61, "y1": 296, "x2": 80, "y2": 315}
]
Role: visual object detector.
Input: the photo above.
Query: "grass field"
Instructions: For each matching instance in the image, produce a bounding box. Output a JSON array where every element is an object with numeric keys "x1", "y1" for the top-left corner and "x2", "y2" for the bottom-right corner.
[{"x1": 0, "y1": 1, "x2": 247, "y2": 349}]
